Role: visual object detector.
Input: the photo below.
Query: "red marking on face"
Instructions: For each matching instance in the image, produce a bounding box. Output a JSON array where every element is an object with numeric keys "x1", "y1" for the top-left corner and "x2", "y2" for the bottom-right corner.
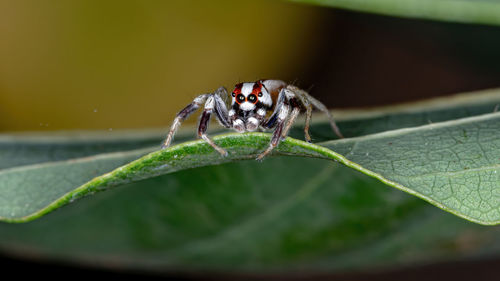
[
  {"x1": 233, "y1": 83, "x2": 243, "y2": 94},
  {"x1": 232, "y1": 83, "x2": 243, "y2": 102},
  {"x1": 232, "y1": 82, "x2": 261, "y2": 105},
  {"x1": 251, "y1": 81, "x2": 262, "y2": 95}
]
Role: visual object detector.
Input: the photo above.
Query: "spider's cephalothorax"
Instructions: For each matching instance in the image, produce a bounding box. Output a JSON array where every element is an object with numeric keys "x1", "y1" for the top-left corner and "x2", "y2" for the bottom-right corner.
[
  {"x1": 229, "y1": 80, "x2": 277, "y2": 132},
  {"x1": 161, "y1": 79, "x2": 343, "y2": 160}
]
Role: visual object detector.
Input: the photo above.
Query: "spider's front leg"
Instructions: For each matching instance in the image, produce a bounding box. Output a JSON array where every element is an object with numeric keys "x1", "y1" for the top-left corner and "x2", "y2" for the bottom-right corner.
[
  {"x1": 161, "y1": 87, "x2": 231, "y2": 157},
  {"x1": 198, "y1": 87, "x2": 231, "y2": 156},
  {"x1": 162, "y1": 94, "x2": 209, "y2": 149},
  {"x1": 256, "y1": 88, "x2": 300, "y2": 160}
]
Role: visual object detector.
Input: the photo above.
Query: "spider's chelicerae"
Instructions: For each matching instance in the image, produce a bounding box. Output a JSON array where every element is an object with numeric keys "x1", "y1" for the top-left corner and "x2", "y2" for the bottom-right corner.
[{"x1": 161, "y1": 79, "x2": 343, "y2": 160}]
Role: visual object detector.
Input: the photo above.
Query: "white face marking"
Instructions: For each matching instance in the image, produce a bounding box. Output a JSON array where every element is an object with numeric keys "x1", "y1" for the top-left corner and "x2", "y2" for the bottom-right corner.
[
  {"x1": 240, "y1": 83, "x2": 254, "y2": 97},
  {"x1": 228, "y1": 109, "x2": 235, "y2": 116},
  {"x1": 231, "y1": 81, "x2": 276, "y2": 109},
  {"x1": 239, "y1": 102, "x2": 256, "y2": 111}
]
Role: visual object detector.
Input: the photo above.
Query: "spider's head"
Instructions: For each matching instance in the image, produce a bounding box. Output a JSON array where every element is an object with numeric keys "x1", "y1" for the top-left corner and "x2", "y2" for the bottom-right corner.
[{"x1": 231, "y1": 81, "x2": 272, "y2": 114}]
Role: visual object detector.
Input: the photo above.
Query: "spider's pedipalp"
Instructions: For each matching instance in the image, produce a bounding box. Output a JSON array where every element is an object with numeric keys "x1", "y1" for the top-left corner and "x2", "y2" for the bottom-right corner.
[
  {"x1": 246, "y1": 117, "x2": 259, "y2": 131},
  {"x1": 233, "y1": 119, "x2": 245, "y2": 132}
]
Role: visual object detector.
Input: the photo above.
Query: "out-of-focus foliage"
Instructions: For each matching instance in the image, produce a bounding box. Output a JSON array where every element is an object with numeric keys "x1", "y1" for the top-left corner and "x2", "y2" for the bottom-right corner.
[{"x1": 293, "y1": 0, "x2": 500, "y2": 26}]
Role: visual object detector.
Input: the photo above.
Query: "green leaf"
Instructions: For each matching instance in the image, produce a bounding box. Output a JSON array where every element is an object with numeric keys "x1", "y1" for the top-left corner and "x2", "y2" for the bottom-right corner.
[
  {"x1": 0, "y1": 129, "x2": 189, "y2": 169},
  {"x1": 290, "y1": 0, "x2": 500, "y2": 26},
  {"x1": 0, "y1": 89, "x2": 499, "y2": 224},
  {"x1": 0, "y1": 158, "x2": 499, "y2": 272},
  {"x1": 323, "y1": 113, "x2": 500, "y2": 225}
]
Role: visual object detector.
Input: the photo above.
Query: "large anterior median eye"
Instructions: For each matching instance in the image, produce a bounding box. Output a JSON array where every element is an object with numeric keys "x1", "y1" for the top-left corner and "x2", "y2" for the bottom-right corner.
[
  {"x1": 236, "y1": 94, "x2": 245, "y2": 104},
  {"x1": 248, "y1": 94, "x2": 258, "y2": 104}
]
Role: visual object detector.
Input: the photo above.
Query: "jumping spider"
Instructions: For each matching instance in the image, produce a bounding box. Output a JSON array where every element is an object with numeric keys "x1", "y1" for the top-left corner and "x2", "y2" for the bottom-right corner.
[{"x1": 162, "y1": 79, "x2": 343, "y2": 160}]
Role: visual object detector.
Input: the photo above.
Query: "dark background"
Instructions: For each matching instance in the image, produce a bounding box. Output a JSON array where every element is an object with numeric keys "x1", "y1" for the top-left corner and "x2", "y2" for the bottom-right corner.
[{"x1": 301, "y1": 9, "x2": 500, "y2": 108}]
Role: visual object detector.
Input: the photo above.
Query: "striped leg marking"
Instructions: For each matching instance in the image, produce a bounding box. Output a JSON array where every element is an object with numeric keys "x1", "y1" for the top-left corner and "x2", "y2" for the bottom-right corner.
[
  {"x1": 198, "y1": 96, "x2": 228, "y2": 156},
  {"x1": 162, "y1": 94, "x2": 208, "y2": 149}
]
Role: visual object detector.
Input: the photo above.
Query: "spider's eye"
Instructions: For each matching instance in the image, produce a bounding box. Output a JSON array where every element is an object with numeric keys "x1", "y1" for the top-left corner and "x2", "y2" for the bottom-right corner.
[
  {"x1": 248, "y1": 94, "x2": 257, "y2": 104},
  {"x1": 258, "y1": 92, "x2": 263, "y2": 97},
  {"x1": 236, "y1": 94, "x2": 245, "y2": 104},
  {"x1": 231, "y1": 92, "x2": 236, "y2": 97}
]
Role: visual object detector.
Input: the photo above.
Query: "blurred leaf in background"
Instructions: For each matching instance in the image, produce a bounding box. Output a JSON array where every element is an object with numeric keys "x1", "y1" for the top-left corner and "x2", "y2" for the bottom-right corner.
[{"x1": 293, "y1": 0, "x2": 500, "y2": 26}]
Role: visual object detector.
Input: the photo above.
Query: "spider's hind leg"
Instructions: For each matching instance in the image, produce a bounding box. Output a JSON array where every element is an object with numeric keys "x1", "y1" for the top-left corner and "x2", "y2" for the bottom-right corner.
[
  {"x1": 288, "y1": 85, "x2": 343, "y2": 139},
  {"x1": 290, "y1": 87, "x2": 313, "y2": 142},
  {"x1": 303, "y1": 103, "x2": 313, "y2": 142}
]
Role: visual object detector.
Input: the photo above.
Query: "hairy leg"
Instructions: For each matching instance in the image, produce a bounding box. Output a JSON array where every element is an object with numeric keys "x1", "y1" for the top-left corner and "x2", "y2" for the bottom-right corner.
[
  {"x1": 281, "y1": 96, "x2": 301, "y2": 140},
  {"x1": 288, "y1": 87, "x2": 313, "y2": 142},
  {"x1": 162, "y1": 94, "x2": 209, "y2": 148},
  {"x1": 287, "y1": 85, "x2": 343, "y2": 139},
  {"x1": 213, "y1": 87, "x2": 231, "y2": 128},
  {"x1": 303, "y1": 103, "x2": 313, "y2": 142},
  {"x1": 257, "y1": 98, "x2": 290, "y2": 161},
  {"x1": 198, "y1": 95, "x2": 228, "y2": 156}
]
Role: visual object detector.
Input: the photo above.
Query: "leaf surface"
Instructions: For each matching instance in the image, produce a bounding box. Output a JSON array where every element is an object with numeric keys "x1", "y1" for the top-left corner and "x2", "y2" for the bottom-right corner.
[
  {"x1": 323, "y1": 113, "x2": 500, "y2": 224},
  {"x1": 0, "y1": 90, "x2": 499, "y2": 224},
  {"x1": 0, "y1": 158, "x2": 499, "y2": 273}
]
